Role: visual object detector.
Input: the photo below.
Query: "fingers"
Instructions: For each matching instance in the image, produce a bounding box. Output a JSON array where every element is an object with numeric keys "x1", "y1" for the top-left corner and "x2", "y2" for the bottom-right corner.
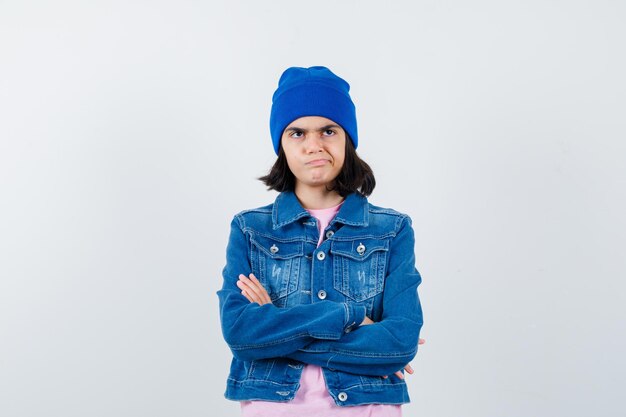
[
  {"x1": 240, "y1": 288, "x2": 254, "y2": 303},
  {"x1": 383, "y1": 364, "x2": 413, "y2": 380},
  {"x1": 237, "y1": 273, "x2": 272, "y2": 305},
  {"x1": 383, "y1": 372, "x2": 404, "y2": 380},
  {"x1": 247, "y1": 273, "x2": 272, "y2": 304},
  {"x1": 237, "y1": 279, "x2": 261, "y2": 304},
  {"x1": 237, "y1": 274, "x2": 263, "y2": 303}
]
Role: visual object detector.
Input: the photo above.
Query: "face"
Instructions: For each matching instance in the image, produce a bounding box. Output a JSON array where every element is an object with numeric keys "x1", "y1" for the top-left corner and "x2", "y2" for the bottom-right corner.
[{"x1": 281, "y1": 116, "x2": 346, "y2": 189}]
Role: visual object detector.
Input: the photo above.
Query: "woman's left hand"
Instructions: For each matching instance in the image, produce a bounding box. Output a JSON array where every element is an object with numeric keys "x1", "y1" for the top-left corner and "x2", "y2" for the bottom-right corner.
[
  {"x1": 383, "y1": 338, "x2": 426, "y2": 380},
  {"x1": 237, "y1": 273, "x2": 272, "y2": 305}
]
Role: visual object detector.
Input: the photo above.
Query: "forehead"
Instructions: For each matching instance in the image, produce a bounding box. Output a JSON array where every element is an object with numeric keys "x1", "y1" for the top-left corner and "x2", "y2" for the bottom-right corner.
[{"x1": 285, "y1": 116, "x2": 341, "y2": 130}]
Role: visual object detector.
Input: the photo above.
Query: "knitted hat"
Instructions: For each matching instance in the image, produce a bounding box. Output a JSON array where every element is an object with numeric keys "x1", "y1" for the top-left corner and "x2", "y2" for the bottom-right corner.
[{"x1": 269, "y1": 66, "x2": 358, "y2": 155}]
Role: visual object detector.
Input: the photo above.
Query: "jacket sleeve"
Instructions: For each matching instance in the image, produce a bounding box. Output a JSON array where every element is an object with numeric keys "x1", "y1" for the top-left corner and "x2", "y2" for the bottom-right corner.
[
  {"x1": 217, "y1": 215, "x2": 366, "y2": 362},
  {"x1": 284, "y1": 215, "x2": 424, "y2": 376}
]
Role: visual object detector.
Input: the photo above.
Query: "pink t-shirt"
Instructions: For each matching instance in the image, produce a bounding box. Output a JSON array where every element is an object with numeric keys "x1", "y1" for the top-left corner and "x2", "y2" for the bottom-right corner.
[{"x1": 240, "y1": 200, "x2": 402, "y2": 417}]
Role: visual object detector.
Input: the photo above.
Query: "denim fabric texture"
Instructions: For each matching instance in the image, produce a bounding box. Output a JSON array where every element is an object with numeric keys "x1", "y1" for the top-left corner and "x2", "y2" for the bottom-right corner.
[{"x1": 217, "y1": 190, "x2": 423, "y2": 406}]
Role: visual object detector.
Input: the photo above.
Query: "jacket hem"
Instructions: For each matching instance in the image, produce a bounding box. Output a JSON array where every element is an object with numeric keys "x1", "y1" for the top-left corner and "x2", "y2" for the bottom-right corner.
[{"x1": 225, "y1": 379, "x2": 410, "y2": 407}]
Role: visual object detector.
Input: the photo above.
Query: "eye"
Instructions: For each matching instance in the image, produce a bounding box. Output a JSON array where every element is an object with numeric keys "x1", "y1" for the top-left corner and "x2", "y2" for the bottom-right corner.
[
  {"x1": 323, "y1": 129, "x2": 336, "y2": 136},
  {"x1": 289, "y1": 131, "x2": 304, "y2": 138}
]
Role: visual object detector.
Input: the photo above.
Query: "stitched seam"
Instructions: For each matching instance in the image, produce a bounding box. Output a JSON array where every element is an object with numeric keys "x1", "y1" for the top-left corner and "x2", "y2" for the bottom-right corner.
[
  {"x1": 308, "y1": 332, "x2": 341, "y2": 339},
  {"x1": 230, "y1": 333, "x2": 310, "y2": 350},
  {"x1": 238, "y1": 207, "x2": 272, "y2": 215},
  {"x1": 300, "y1": 345, "x2": 417, "y2": 357},
  {"x1": 326, "y1": 347, "x2": 417, "y2": 358},
  {"x1": 226, "y1": 377, "x2": 296, "y2": 388},
  {"x1": 369, "y1": 208, "x2": 404, "y2": 215},
  {"x1": 274, "y1": 214, "x2": 308, "y2": 229},
  {"x1": 340, "y1": 382, "x2": 407, "y2": 391},
  {"x1": 244, "y1": 230, "x2": 307, "y2": 244},
  {"x1": 331, "y1": 232, "x2": 396, "y2": 241}
]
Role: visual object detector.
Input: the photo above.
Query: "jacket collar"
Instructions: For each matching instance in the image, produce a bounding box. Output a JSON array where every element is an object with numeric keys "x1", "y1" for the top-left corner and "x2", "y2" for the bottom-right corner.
[{"x1": 272, "y1": 190, "x2": 369, "y2": 229}]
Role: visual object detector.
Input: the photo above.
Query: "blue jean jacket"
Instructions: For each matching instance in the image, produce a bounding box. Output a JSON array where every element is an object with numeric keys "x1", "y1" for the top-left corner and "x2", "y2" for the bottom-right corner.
[{"x1": 217, "y1": 191, "x2": 423, "y2": 406}]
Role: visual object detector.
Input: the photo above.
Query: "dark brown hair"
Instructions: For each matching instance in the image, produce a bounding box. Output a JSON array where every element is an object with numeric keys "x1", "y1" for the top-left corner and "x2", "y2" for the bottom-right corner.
[{"x1": 258, "y1": 133, "x2": 376, "y2": 197}]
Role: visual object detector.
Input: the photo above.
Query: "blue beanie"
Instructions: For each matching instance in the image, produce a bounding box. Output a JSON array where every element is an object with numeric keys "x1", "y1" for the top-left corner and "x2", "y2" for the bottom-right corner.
[{"x1": 269, "y1": 66, "x2": 358, "y2": 155}]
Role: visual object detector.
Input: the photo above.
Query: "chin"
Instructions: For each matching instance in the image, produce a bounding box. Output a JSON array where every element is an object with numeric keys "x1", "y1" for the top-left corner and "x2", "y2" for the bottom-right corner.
[{"x1": 304, "y1": 178, "x2": 330, "y2": 187}]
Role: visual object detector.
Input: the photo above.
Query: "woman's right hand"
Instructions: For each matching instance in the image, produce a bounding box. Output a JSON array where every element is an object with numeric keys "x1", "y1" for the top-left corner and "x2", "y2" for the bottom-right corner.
[{"x1": 236, "y1": 273, "x2": 272, "y2": 305}]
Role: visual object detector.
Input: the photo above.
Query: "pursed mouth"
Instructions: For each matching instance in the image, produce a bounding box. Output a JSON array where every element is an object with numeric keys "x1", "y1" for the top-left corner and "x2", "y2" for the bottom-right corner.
[{"x1": 307, "y1": 159, "x2": 330, "y2": 165}]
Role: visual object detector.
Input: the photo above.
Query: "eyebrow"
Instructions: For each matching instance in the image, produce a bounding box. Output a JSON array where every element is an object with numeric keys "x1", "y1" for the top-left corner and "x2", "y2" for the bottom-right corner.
[{"x1": 284, "y1": 124, "x2": 341, "y2": 132}]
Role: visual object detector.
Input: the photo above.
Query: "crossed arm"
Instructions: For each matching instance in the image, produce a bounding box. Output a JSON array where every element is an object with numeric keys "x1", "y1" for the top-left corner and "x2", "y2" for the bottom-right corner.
[
  {"x1": 237, "y1": 272, "x2": 425, "y2": 379},
  {"x1": 218, "y1": 214, "x2": 424, "y2": 377}
]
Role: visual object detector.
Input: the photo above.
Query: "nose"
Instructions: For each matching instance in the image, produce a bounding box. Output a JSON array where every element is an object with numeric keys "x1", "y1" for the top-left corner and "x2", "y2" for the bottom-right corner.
[{"x1": 304, "y1": 135, "x2": 324, "y2": 153}]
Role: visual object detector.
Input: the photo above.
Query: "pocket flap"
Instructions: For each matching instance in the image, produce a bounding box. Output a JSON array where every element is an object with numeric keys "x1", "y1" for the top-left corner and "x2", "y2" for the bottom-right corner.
[
  {"x1": 330, "y1": 238, "x2": 389, "y2": 261},
  {"x1": 250, "y1": 235, "x2": 304, "y2": 259}
]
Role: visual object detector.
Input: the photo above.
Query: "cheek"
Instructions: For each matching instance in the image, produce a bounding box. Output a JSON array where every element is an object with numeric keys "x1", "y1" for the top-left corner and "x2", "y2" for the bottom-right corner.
[
  {"x1": 333, "y1": 148, "x2": 346, "y2": 168},
  {"x1": 281, "y1": 143, "x2": 295, "y2": 163},
  {"x1": 282, "y1": 154, "x2": 300, "y2": 176},
  {"x1": 334, "y1": 158, "x2": 345, "y2": 173}
]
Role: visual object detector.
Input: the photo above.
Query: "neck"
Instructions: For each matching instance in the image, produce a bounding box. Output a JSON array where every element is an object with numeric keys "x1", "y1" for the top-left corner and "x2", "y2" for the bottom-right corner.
[{"x1": 294, "y1": 182, "x2": 344, "y2": 210}]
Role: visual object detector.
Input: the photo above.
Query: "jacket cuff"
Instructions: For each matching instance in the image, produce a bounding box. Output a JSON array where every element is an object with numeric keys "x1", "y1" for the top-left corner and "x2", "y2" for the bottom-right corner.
[{"x1": 343, "y1": 303, "x2": 366, "y2": 334}]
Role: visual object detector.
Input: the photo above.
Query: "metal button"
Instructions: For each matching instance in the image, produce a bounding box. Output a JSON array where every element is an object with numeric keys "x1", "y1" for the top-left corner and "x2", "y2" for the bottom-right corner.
[
  {"x1": 338, "y1": 392, "x2": 348, "y2": 401},
  {"x1": 317, "y1": 290, "x2": 327, "y2": 300},
  {"x1": 316, "y1": 251, "x2": 326, "y2": 261},
  {"x1": 356, "y1": 243, "x2": 366, "y2": 255},
  {"x1": 270, "y1": 244, "x2": 279, "y2": 254},
  {"x1": 325, "y1": 230, "x2": 334, "y2": 239}
]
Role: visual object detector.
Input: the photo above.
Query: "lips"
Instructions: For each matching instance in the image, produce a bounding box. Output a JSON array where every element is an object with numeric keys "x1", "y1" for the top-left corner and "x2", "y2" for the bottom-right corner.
[{"x1": 307, "y1": 158, "x2": 329, "y2": 166}]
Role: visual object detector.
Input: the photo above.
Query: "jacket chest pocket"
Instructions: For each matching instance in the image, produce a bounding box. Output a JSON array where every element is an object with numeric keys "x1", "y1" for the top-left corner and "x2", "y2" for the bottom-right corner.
[
  {"x1": 250, "y1": 235, "x2": 302, "y2": 303},
  {"x1": 330, "y1": 238, "x2": 389, "y2": 302}
]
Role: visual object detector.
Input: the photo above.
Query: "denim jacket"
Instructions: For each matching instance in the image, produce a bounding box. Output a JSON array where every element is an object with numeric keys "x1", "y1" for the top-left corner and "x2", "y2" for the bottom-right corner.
[{"x1": 217, "y1": 190, "x2": 423, "y2": 406}]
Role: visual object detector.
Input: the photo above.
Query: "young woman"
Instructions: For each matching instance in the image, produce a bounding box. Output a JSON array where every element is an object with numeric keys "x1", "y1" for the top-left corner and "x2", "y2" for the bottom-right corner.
[{"x1": 217, "y1": 66, "x2": 424, "y2": 416}]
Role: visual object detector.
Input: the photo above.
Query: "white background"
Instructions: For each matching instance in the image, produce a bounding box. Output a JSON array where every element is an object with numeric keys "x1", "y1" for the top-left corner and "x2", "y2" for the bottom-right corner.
[{"x1": 1, "y1": 1, "x2": 625, "y2": 416}]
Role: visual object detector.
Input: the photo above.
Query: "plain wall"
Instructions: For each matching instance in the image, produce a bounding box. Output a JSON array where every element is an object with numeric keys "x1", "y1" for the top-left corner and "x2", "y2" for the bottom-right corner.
[{"x1": 1, "y1": 1, "x2": 625, "y2": 416}]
